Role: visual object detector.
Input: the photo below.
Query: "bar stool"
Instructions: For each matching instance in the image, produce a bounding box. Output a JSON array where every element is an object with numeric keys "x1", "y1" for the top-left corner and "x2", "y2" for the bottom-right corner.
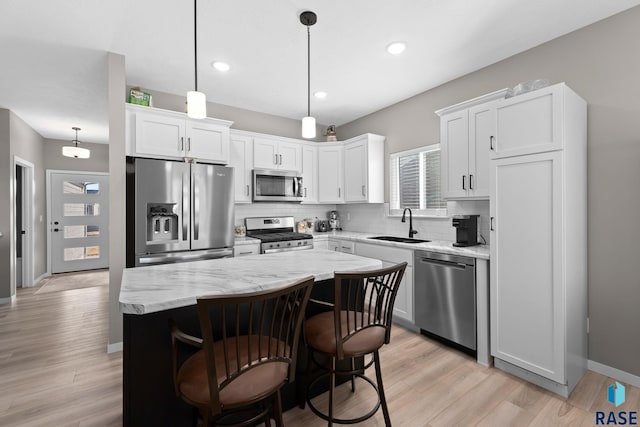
[
  {"x1": 170, "y1": 276, "x2": 314, "y2": 426},
  {"x1": 303, "y1": 263, "x2": 407, "y2": 426}
]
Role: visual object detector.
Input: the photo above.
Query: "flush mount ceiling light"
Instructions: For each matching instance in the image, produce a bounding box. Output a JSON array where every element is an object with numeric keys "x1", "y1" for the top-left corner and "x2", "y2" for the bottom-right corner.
[
  {"x1": 62, "y1": 127, "x2": 90, "y2": 159},
  {"x1": 212, "y1": 61, "x2": 230, "y2": 72},
  {"x1": 314, "y1": 91, "x2": 327, "y2": 99},
  {"x1": 300, "y1": 10, "x2": 317, "y2": 139},
  {"x1": 186, "y1": 0, "x2": 206, "y2": 119},
  {"x1": 386, "y1": 42, "x2": 406, "y2": 55}
]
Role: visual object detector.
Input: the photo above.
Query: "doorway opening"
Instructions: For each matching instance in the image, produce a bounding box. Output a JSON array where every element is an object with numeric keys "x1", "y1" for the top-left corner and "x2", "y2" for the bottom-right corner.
[{"x1": 14, "y1": 157, "x2": 35, "y2": 290}]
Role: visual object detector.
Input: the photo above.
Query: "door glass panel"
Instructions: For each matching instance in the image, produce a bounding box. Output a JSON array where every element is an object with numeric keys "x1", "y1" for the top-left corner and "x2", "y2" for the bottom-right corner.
[
  {"x1": 63, "y1": 182, "x2": 100, "y2": 195},
  {"x1": 85, "y1": 246, "x2": 100, "y2": 258},
  {"x1": 63, "y1": 225, "x2": 100, "y2": 238},
  {"x1": 64, "y1": 246, "x2": 100, "y2": 261},
  {"x1": 86, "y1": 225, "x2": 100, "y2": 236},
  {"x1": 64, "y1": 203, "x2": 100, "y2": 216}
]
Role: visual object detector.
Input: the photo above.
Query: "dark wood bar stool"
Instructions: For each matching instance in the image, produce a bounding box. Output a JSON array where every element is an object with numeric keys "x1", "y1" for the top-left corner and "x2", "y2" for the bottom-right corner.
[
  {"x1": 303, "y1": 263, "x2": 407, "y2": 426},
  {"x1": 170, "y1": 276, "x2": 315, "y2": 426}
]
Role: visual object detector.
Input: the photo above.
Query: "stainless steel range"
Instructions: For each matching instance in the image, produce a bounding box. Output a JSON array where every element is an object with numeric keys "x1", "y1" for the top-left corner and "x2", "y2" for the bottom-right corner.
[{"x1": 245, "y1": 216, "x2": 313, "y2": 254}]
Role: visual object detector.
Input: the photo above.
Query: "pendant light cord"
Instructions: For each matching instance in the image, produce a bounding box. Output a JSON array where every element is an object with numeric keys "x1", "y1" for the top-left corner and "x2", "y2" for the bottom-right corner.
[
  {"x1": 307, "y1": 25, "x2": 311, "y2": 117},
  {"x1": 194, "y1": 0, "x2": 198, "y2": 92}
]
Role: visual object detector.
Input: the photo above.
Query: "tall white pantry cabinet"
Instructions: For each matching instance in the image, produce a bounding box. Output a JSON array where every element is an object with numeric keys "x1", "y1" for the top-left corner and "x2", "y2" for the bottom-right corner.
[{"x1": 489, "y1": 83, "x2": 587, "y2": 397}]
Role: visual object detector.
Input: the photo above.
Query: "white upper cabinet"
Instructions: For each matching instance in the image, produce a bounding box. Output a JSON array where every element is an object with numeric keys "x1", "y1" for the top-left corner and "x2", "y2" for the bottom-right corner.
[
  {"x1": 467, "y1": 103, "x2": 495, "y2": 197},
  {"x1": 229, "y1": 132, "x2": 254, "y2": 203},
  {"x1": 494, "y1": 84, "x2": 563, "y2": 158},
  {"x1": 301, "y1": 143, "x2": 318, "y2": 203},
  {"x1": 126, "y1": 104, "x2": 232, "y2": 164},
  {"x1": 318, "y1": 145, "x2": 344, "y2": 203},
  {"x1": 440, "y1": 110, "x2": 470, "y2": 199},
  {"x1": 343, "y1": 134, "x2": 385, "y2": 203},
  {"x1": 186, "y1": 121, "x2": 230, "y2": 163},
  {"x1": 437, "y1": 89, "x2": 507, "y2": 199},
  {"x1": 253, "y1": 137, "x2": 302, "y2": 172}
]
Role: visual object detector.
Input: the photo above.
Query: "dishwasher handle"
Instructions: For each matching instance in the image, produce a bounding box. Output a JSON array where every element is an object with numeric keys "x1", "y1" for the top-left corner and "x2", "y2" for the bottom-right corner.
[{"x1": 418, "y1": 257, "x2": 470, "y2": 270}]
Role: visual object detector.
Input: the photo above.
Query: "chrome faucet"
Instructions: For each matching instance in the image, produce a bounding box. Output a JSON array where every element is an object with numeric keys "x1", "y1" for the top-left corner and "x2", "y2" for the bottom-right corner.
[{"x1": 401, "y1": 208, "x2": 418, "y2": 238}]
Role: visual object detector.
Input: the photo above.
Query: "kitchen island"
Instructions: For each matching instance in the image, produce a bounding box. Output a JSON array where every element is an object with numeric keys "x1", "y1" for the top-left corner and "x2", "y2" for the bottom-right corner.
[{"x1": 119, "y1": 249, "x2": 383, "y2": 427}]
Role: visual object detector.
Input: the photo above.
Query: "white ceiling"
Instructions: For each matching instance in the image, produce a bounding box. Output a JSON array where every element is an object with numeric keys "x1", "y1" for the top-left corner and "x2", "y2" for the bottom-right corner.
[{"x1": 1, "y1": 0, "x2": 639, "y2": 144}]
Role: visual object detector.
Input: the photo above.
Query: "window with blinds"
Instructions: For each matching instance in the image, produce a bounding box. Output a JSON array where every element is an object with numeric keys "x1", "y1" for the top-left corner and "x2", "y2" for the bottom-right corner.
[{"x1": 390, "y1": 145, "x2": 446, "y2": 216}]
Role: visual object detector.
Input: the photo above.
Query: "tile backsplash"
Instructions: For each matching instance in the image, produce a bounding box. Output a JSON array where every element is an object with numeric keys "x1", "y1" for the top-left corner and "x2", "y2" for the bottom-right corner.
[
  {"x1": 234, "y1": 203, "x2": 337, "y2": 228},
  {"x1": 335, "y1": 201, "x2": 490, "y2": 244},
  {"x1": 234, "y1": 201, "x2": 490, "y2": 244}
]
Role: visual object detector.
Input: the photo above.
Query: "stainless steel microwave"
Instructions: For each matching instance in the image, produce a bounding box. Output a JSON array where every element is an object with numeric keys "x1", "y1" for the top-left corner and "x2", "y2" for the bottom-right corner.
[{"x1": 253, "y1": 169, "x2": 303, "y2": 202}]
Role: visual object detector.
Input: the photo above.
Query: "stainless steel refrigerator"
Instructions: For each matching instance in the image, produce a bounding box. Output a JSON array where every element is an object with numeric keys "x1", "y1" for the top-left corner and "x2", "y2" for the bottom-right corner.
[{"x1": 128, "y1": 158, "x2": 234, "y2": 266}]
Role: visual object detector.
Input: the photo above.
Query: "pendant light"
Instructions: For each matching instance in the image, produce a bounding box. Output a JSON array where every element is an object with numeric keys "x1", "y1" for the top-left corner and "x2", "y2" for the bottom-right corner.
[
  {"x1": 62, "y1": 127, "x2": 90, "y2": 159},
  {"x1": 300, "y1": 11, "x2": 317, "y2": 139},
  {"x1": 187, "y1": 0, "x2": 206, "y2": 119}
]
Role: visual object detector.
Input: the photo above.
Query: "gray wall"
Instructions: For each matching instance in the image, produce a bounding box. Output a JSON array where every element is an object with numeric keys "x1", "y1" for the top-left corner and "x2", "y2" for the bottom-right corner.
[
  {"x1": 129, "y1": 86, "x2": 326, "y2": 141},
  {"x1": 0, "y1": 110, "x2": 48, "y2": 300},
  {"x1": 44, "y1": 139, "x2": 109, "y2": 172},
  {"x1": 108, "y1": 53, "x2": 126, "y2": 348},
  {"x1": 338, "y1": 7, "x2": 640, "y2": 376},
  {"x1": 10, "y1": 113, "x2": 47, "y2": 283},
  {"x1": 0, "y1": 110, "x2": 11, "y2": 299}
]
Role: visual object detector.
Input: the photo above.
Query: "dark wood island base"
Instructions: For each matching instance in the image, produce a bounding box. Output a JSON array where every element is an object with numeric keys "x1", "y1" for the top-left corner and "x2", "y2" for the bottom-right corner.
[{"x1": 122, "y1": 279, "x2": 362, "y2": 426}]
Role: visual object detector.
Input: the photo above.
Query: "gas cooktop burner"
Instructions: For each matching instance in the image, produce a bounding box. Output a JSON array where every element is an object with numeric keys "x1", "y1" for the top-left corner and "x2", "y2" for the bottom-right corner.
[
  {"x1": 253, "y1": 232, "x2": 313, "y2": 243},
  {"x1": 245, "y1": 216, "x2": 315, "y2": 254}
]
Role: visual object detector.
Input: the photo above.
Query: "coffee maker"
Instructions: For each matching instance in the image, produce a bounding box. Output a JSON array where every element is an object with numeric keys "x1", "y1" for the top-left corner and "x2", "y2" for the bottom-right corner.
[
  {"x1": 328, "y1": 210, "x2": 340, "y2": 231},
  {"x1": 452, "y1": 215, "x2": 479, "y2": 247}
]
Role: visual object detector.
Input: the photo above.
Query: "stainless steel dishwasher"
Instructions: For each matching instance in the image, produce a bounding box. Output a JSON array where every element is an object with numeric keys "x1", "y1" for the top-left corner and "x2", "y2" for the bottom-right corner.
[{"x1": 414, "y1": 251, "x2": 476, "y2": 352}]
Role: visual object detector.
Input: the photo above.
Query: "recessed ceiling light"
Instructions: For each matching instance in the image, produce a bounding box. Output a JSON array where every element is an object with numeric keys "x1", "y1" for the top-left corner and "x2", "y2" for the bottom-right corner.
[
  {"x1": 386, "y1": 42, "x2": 406, "y2": 55},
  {"x1": 212, "y1": 61, "x2": 230, "y2": 72},
  {"x1": 314, "y1": 91, "x2": 327, "y2": 99}
]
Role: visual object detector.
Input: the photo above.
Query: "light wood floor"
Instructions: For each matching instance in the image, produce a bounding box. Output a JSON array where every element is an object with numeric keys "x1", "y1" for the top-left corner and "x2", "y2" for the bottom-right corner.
[{"x1": 1, "y1": 272, "x2": 637, "y2": 426}]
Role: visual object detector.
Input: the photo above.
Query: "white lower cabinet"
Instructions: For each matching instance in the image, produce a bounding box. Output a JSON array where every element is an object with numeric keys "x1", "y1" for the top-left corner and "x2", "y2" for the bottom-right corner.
[
  {"x1": 354, "y1": 243, "x2": 413, "y2": 323},
  {"x1": 328, "y1": 239, "x2": 354, "y2": 254},
  {"x1": 234, "y1": 243, "x2": 260, "y2": 257},
  {"x1": 312, "y1": 238, "x2": 328, "y2": 250}
]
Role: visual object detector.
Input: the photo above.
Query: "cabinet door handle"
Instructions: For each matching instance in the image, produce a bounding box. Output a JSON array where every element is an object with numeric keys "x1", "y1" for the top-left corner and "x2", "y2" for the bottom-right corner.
[
  {"x1": 469, "y1": 174, "x2": 473, "y2": 190},
  {"x1": 246, "y1": 184, "x2": 250, "y2": 196},
  {"x1": 338, "y1": 187, "x2": 341, "y2": 198},
  {"x1": 361, "y1": 185, "x2": 366, "y2": 196},
  {"x1": 239, "y1": 251, "x2": 253, "y2": 255},
  {"x1": 187, "y1": 137, "x2": 191, "y2": 152},
  {"x1": 180, "y1": 137, "x2": 184, "y2": 152},
  {"x1": 279, "y1": 154, "x2": 282, "y2": 165},
  {"x1": 490, "y1": 136, "x2": 495, "y2": 150},
  {"x1": 490, "y1": 217, "x2": 495, "y2": 231},
  {"x1": 462, "y1": 175, "x2": 466, "y2": 190},
  {"x1": 304, "y1": 187, "x2": 307, "y2": 198}
]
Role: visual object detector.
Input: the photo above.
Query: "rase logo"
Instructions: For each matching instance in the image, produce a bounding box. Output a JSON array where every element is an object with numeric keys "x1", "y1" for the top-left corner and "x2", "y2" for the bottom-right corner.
[
  {"x1": 596, "y1": 382, "x2": 637, "y2": 425},
  {"x1": 609, "y1": 382, "x2": 626, "y2": 407}
]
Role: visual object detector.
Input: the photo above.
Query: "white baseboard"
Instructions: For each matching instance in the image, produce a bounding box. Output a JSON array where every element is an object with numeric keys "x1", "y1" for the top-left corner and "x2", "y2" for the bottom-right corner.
[
  {"x1": 588, "y1": 360, "x2": 640, "y2": 388},
  {"x1": 107, "y1": 341, "x2": 123, "y2": 354},
  {"x1": 0, "y1": 295, "x2": 16, "y2": 304}
]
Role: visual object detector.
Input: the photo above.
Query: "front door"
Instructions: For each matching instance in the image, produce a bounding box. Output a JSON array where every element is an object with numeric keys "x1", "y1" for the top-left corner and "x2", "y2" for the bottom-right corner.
[{"x1": 50, "y1": 172, "x2": 109, "y2": 273}]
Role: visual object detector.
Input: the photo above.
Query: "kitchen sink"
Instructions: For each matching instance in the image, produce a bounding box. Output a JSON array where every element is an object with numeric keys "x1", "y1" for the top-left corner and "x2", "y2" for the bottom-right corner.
[{"x1": 368, "y1": 236, "x2": 431, "y2": 244}]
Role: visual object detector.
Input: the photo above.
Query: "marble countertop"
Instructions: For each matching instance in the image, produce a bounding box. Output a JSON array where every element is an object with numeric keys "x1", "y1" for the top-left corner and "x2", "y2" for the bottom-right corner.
[
  {"x1": 119, "y1": 249, "x2": 383, "y2": 315},
  {"x1": 308, "y1": 230, "x2": 489, "y2": 260}
]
